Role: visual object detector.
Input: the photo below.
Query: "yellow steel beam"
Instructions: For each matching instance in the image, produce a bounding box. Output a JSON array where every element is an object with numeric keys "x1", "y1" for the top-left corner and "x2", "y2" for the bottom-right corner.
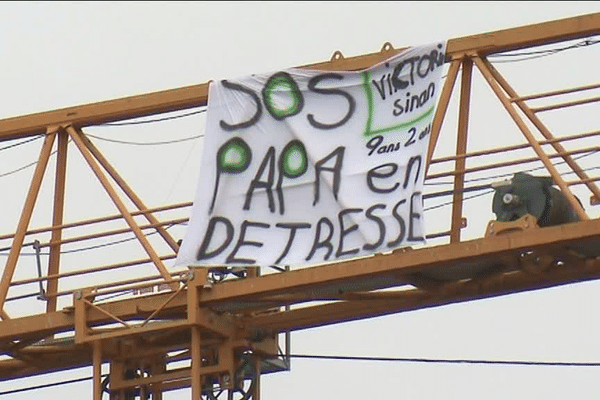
[
  {"x1": 426, "y1": 59, "x2": 460, "y2": 173},
  {"x1": 0, "y1": 13, "x2": 599, "y2": 141},
  {"x1": 92, "y1": 341, "x2": 102, "y2": 400},
  {"x1": 195, "y1": 219, "x2": 600, "y2": 306},
  {"x1": 1, "y1": 217, "x2": 600, "y2": 344},
  {"x1": 450, "y1": 58, "x2": 472, "y2": 243},
  {"x1": 46, "y1": 130, "x2": 69, "y2": 313},
  {"x1": 0, "y1": 131, "x2": 57, "y2": 314},
  {"x1": 79, "y1": 132, "x2": 180, "y2": 253},
  {"x1": 0, "y1": 291, "x2": 185, "y2": 342},
  {"x1": 448, "y1": 12, "x2": 600, "y2": 56},
  {"x1": 473, "y1": 56, "x2": 589, "y2": 220},
  {"x1": 0, "y1": 348, "x2": 92, "y2": 380},
  {"x1": 1, "y1": 244, "x2": 598, "y2": 382},
  {"x1": 66, "y1": 125, "x2": 174, "y2": 283},
  {"x1": 484, "y1": 60, "x2": 600, "y2": 203},
  {"x1": 251, "y1": 257, "x2": 600, "y2": 332},
  {"x1": 0, "y1": 85, "x2": 209, "y2": 141}
]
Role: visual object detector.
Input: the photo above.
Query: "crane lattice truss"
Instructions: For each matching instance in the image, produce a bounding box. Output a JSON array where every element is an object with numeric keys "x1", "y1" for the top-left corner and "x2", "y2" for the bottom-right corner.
[{"x1": 1, "y1": 12, "x2": 600, "y2": 400}]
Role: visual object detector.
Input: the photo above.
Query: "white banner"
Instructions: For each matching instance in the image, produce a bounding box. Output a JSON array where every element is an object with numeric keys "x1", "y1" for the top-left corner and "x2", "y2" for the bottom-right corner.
[{"x1": 175, "y1": 41, "x2": 447, "y2": 268}]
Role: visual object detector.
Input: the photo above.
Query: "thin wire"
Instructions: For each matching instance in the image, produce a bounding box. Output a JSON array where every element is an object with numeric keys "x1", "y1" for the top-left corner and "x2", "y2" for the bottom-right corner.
[
  {"x1": 0, "y1": 135, "x2": 43, "y2": 152},
  {"x1": 288, "y1": 354, "x2": 600, "y2": 367},
  {"x1": 422, "y1": 149, "x2": 600, "y2": 210},
  {"x1": 94, "y1": 289, "x2": 135, "y2": 302},
  {"x1": 425, "y1": 148, "x2": 600, "y2": 187},
  {"x1": 6, "y1": 291, "x2": 41, "y2": 302},
  {"x1": 0, "y1": 138, "x2": 73, "y2": 178},
  {"x1": 57, "y1": 221, "x2": 187, "y2": 255},
  {"x1": 163, "y1": 131, "x2": 201, "y2": 203},
  {"x1": 489, "y1": 38, "x2": 600, "y2": 57},
  {"x1": 0, "y1": 159, "x2": 42, "y2": 178},
  {"x1": 491, "y1": 53, "x2": 567, "y2": 64},
  {"x1": 3, "y1": 353, "x2": 600, "y2": 396},
  {"x1": 0, "y1": 222, "x2": 188, "y2": 257},
  {"x1": 97, "y1": 108, "x2": 206, "y2": 126},
  {"x1": 58, "y1": 235, "x2": 146, "y2": 254},
  {"x1": 0, "y1": 374, "x2": 107, "y2": 396},
  {"x1": 423, "y1": 183, "x2": 492, "y2": 200},
  {"x1": 0, "y1": 114, "x2": 205, "y2": 177},
  {"x1": 424, "y1": 189, "x2": 495, "y2": 212},
  {"x1": 85, "y1": 133, "x2": 204, "y2": 146},
  {"x1": 576, "y1": 165, "x2": 600, "y2": 175},
  {"x1": 0, "y1": 237, "x2": 136, "y2": 256},
  {"x1": 488, "y1": 38, "x2": 600, "y2": 64}
]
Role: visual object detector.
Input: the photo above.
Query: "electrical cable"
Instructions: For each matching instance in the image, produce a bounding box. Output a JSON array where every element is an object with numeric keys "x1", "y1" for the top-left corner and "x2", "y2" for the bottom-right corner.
[
  {"x1": 163, "y1": 131, "x2": 201, "y2": 203},
  {"x1": 5, "y1": 291, "x2": 41, "y2": 302},
  {"x1": 0, "y1": 138, "x2": 75, "y2": 179},
  {"x1": 56, "y1": 221, "x2": 188, "y2": 255},
  {"x1": 423, "y1": 189, "x2": 496, "y2": 212},
  {"x1": 85, "y1": 133, "x2": 203, "y2": 146},
  {"x1": 422, "y1": 183, "x2": 493, "y2": 200},
  {"x1": 0, "y1": 374, "x2": 107, "y2": 396},
  {"x1": 58, "y1": 235, "x2": 147, "y2": 254},
  {"x1": 3, "y1": 353, "x2": 600, "y2": 396},
  {"x1": 489, "y1": 38, "x2": 600, "y2": 58},
  {"x1": 287, "y1": 353, "x2": 600, "y2": 367},
  {"x1": 96, "y1": 109, "x2": 206, "y2": 126},
  {"x1": 94, "y1": 289, "x2": 136, "y2": 302},
  {"x1": 0, "y1": 222, "x2": 188, "y2": 257},
  {"x1": 0, "y1": 237, "x2": 129, "y2": 256},
  {"x1": 0, "y1": 135, "x2": 43, "y2": 152},
  {"x1": 425, "y1": 148, "x2": 600, "y2": 187},
  {"x1": 488, "y1": 37, "x2": 600, "y2": 63},
  {"x1": 422, "y1": 149, "x2": 600, "y2": 211},
  {"x1": 0, "y1": 114, "x2": 205, "y2": 178},
  {"x1": 65, "y1": 221, "x2": 185, "y2": 253},
  {"x1": 0, "y1": 159, "x2": 47, "y2": 179}
]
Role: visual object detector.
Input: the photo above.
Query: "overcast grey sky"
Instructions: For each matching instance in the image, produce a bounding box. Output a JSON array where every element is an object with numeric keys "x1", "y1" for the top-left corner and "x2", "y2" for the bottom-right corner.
[{"x1": 2, "y1": 2, "x2": 600, "y2": 399}]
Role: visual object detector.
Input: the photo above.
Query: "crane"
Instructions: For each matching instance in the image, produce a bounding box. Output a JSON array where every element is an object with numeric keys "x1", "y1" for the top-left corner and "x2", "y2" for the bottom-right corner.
[{"x1": 1, "y1": 11, "x2": 600, "y2": 399}]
